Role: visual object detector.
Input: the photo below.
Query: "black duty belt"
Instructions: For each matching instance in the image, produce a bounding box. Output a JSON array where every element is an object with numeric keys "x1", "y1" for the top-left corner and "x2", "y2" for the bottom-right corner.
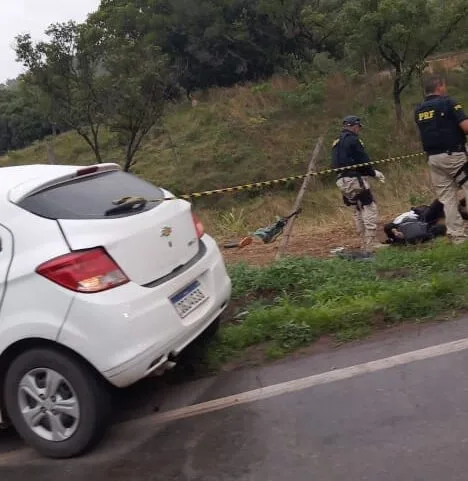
[{"x1": 337, "y1": 170, "x2": 360, "y2": 179}]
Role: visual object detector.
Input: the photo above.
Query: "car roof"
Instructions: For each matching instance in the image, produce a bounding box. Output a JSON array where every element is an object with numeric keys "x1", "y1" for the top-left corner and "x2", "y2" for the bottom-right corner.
[
  {"x1": 0, "y1": 164, "x2": 120, "y2": 202},
  {"x1": 0, "y1": 165, "x2": 77, "y2": 194}
]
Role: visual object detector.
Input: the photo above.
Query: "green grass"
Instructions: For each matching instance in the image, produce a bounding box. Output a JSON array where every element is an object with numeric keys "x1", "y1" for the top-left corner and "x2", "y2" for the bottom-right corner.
[{"x1": 204, "y1": 241, "x2": 468, "y2": 367}]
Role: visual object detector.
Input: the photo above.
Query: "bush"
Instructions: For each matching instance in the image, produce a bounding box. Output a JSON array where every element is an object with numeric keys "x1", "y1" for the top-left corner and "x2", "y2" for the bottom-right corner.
[{"x1": 278, "y1": 81, "x2": 325, "y2": 109}]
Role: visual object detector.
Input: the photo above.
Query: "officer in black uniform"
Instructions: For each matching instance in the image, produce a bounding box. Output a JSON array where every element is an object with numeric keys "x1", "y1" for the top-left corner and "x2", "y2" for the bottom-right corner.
[
  {"x1": 332, "y1": 115, "x2": 386, "y2": 251},
  {"x1": 415, "y1": 74, "x2": 468, "y2": 244}
]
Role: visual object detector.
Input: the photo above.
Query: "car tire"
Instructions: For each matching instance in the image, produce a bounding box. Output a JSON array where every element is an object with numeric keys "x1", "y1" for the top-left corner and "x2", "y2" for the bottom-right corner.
[{"x1": 4, "y1": 348, "x2": 111, "y2": 459}]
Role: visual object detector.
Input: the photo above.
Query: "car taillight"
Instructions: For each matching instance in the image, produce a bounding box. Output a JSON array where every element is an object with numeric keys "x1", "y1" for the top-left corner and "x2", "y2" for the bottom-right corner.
[
  {"x1": 192, "y1": 212, "x2": 204, "y2": 239},
  {"x1": 36, "y1": 248, "x2": 129, "y2": 293}
]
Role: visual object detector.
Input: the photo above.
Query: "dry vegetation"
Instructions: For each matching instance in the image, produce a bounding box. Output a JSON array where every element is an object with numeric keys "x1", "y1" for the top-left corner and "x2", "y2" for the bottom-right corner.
[{"x1": 1, "y1": 68, "x2": 467, "y2": 256}]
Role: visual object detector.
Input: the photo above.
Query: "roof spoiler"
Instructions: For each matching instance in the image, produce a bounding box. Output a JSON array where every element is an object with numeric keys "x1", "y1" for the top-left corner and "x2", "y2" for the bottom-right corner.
[{"x1": 8, "y1": 163, "x2": 121, "y2": 203}]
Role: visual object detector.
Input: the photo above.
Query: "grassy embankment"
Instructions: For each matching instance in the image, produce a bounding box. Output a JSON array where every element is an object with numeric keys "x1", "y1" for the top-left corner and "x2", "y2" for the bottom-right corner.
[
  {"x1": 2, "y1": 68, "x2": 468, "y2": 367},
  {"x1": 3, "y1": 69, "x2": 467, "y2": 239}
]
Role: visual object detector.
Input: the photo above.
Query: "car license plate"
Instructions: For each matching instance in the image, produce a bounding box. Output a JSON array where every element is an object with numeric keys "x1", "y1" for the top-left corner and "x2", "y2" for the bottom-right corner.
[{"x1": 170, "y1": 281, "x2": 208, "y2": 318}]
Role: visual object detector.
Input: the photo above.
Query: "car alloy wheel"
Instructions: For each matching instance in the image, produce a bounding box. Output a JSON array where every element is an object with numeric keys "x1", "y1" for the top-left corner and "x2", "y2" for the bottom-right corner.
[{"x1": 18, "y1": 368, "x2": 80, "y2": 442}]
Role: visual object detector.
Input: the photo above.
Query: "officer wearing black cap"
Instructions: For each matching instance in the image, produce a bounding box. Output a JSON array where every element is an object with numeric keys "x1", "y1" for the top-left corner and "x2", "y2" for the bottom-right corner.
[
  {"x1": 331, "y1": 115, "x2": 386, "y2": 251},
  {"x1": 415, "y1": 74, "x2": 468, "y2": 244}
]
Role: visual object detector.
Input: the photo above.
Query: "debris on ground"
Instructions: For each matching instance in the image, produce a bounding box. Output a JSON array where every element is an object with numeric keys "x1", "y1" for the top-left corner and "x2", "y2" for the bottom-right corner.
[{"x1": 221, "y1": 225, "x2": 365, "y2": 265}]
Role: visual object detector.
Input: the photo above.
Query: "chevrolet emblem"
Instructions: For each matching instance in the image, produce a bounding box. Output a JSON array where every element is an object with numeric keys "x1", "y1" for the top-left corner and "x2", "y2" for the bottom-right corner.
[{"x1": 161, "y1": 226, "x2": 172, "y2": 237}]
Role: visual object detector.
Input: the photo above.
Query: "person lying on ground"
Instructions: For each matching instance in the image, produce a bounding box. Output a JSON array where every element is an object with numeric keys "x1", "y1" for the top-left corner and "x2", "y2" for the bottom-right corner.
[
  {"x1": 384, "y1": 197, "x2": 468, "y2": 245},
  {"x1": 384, "y1": 199, "x2": 448, "y2": 245}
]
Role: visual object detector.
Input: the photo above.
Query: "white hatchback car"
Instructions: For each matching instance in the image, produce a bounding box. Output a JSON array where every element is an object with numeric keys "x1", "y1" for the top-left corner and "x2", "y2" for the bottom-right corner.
[{"x1": 0, "y1": 163, "x2": 231, "y2": 458}]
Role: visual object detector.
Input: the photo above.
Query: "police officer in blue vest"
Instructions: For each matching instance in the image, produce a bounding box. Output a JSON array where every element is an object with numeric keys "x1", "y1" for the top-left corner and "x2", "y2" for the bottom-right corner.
[
  {"x1": 415, "y1": 74, "x2": 468, "y2": 244},
  {"x1": 332, "y1": 115, "x2": 386, "y2": 251}
]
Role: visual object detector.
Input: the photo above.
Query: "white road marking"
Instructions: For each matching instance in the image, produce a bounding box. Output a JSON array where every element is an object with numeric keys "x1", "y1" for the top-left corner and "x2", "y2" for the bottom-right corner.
[
  {"x1": 148, "y1": 337, "x2": 468, "y2": 424},
  {"x1": 2, "y1": 336, "x2": 468, "y2": 464}
]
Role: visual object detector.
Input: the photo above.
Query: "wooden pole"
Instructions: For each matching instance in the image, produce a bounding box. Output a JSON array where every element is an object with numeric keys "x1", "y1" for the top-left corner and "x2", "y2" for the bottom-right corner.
[{"x1": 275, "y1": 136, "x2": 324, "y2": 260}]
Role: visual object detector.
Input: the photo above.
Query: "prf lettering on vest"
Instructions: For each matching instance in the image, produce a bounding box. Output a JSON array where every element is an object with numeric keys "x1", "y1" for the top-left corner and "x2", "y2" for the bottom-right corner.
[{"x1": 418, "y1": 110, "x2": 435, "y2": 122}]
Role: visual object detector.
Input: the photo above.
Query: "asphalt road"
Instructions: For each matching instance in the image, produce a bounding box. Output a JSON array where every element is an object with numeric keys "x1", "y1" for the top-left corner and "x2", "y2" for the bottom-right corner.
[{"x1": 4, "y1": 316, "x2": 468, "y2": 480}]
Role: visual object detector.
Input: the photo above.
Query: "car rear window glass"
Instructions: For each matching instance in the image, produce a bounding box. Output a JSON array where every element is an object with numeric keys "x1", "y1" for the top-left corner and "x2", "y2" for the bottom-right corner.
[{"x1": 17, "y1": 170, "x2": 165, "y2": 219}]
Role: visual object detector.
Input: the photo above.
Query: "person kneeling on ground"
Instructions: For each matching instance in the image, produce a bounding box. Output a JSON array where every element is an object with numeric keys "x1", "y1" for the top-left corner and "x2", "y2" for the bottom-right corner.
[{"x1": 383, "y1": 198, "x2": 458, "y2": 245}]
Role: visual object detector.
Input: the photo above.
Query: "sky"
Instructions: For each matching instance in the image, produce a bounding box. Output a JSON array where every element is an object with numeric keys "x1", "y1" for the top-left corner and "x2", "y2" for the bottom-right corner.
[{"x1": 0, "y1": 0, "x2": 101, "y2": 83}]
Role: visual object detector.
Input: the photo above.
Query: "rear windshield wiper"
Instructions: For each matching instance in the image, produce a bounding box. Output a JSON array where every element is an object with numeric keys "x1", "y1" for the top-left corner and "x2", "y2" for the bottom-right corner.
[{"x1": 105, "y1": 196, "x2": 149, "y2": 216}]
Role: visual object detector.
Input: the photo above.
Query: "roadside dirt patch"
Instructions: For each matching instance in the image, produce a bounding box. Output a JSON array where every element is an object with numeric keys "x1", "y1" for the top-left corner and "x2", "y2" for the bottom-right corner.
[
  {"x1": 224, "y1": 288, "x2": 278, "y2": 324},
  {"x1": 219, "y1": 343, "x2": 273, "y2": 372},
  {"x1": 218, "y1": 336, "x2": 339, "y2": 372},
  {"x1": 220, "y1": 225, "x2": 364, "y2": 265},
  {"x1": 209, "y1": 316, "x2": 462, "y2": 374},
  {"x1": 370, "y1": 310, "x2": 392, "y2": 330}
]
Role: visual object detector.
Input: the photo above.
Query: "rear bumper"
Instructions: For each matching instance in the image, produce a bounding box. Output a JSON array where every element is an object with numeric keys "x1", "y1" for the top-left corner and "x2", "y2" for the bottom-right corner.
[
  {"x1": 105, "y1": 306, "x2": 226, "y2": 387},
  {"x1": 57, "y1": 235, "x2": 231, "y2": 388}
]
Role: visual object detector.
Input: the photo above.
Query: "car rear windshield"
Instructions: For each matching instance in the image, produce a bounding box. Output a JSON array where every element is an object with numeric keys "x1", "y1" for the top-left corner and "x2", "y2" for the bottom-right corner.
[{"x1": 17, "y1": 170, "x2": 165, "y2": 220}]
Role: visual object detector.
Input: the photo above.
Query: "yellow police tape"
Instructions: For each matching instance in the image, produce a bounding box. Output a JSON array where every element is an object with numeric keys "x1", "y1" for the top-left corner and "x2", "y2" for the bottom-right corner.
[{"x1": 177, "y1": 152, "x2": 426, "y2": 200}]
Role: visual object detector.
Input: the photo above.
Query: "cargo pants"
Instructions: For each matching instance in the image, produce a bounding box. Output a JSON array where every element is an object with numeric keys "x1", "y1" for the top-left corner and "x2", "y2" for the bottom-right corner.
[
  {"x1": 428, "y1": 151, "x2": 468, "y2": 242},
  {"x1": 336, "y1": 176, "x2": 379, "y2": 250}
]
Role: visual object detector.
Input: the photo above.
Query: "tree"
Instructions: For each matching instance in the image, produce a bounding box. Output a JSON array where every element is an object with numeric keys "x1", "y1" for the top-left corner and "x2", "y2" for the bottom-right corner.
[
  {"x1": 257, "y1": 0, "x2": 345, "y2": 59},
  {"x1": 16, "y1": 19, "x2": 171, "y2": 170},
  {"x1": 341, "y1": 0, "x2": 468, "y2": 122},
  {"x1": 440, "y1": 14, "x2": 468, "y2": 52},
  {"x1": 16, "y1": 22, "x2": 107, "y2": 162},
  {"x1": 95, "y1": 0, "x2": 278, "y2": 93},
  {"x1": 0, "y1": 81, "x2": 52, "y2": 154},
  {"x1": 93, "y1": 0, "x2": 346, "y2": 94},
  {"x1": 103, "y1": 37, "x2": 170, "y2": 171}
]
